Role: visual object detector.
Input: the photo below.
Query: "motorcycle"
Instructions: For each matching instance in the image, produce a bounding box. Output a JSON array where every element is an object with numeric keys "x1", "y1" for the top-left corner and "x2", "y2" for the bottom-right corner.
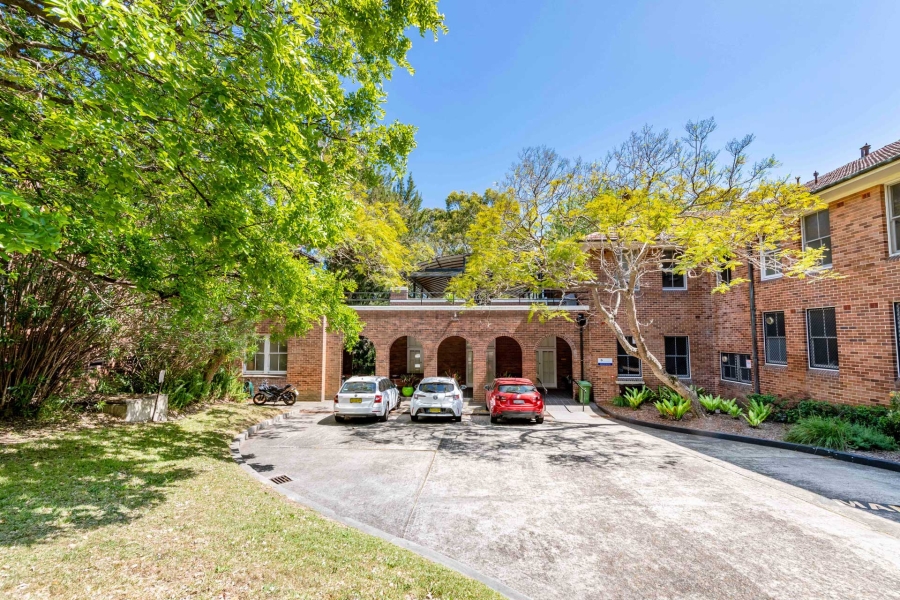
[{"x1": 252, "y1": 381, "x2": 298, "y2": 406}]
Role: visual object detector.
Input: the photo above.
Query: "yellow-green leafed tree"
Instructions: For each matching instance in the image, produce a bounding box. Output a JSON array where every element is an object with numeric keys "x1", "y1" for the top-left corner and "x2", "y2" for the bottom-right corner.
[{"x1": 450, "y1": 120, "x2": 834, "y2": 410}]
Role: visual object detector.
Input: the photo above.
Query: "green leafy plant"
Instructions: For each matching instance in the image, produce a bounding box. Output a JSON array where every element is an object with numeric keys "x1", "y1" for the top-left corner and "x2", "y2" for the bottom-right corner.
[
  {"x1": 611, "y1": 395, "x2": 628, "y2": 407},
  {"x1": 623, "y1": 387, "x2": 652, "y2": 410},
  {"x1": 698, "y1": 394, "x2": 724, "y2": 413},
  {"x1": 654, "y1": 396, "x2": 691, "y2": 420},
  {"x1": 786, "y1": 417, "x2": 897, "y2": 451},
  {"x1": 719, "y1": 398, "x2": 743, "y2": 418},
  {"x1": 742, "y1": 399, "x2": 773, "y2": 427}
]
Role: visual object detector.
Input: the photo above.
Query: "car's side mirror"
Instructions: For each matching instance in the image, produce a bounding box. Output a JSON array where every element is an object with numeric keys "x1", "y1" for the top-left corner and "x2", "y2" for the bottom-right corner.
[
  {"x1": 483, "y1": 385, "x2": 491, "y2": 391},
  {"x1": 460, "y1": 385, "x2": 467, "y2": 390}
]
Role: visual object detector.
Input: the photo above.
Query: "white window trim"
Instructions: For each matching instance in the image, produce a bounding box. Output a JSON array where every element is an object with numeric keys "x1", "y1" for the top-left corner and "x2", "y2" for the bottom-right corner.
[
  {"x1": 760, "y1": 246, "x2": 783, "y2": 281},
  {"x1": 616, "y1": 336, "x2": 643, "y2": 380},
  {"x1": 243, "y1": 335, "x2": 288, "y2": 375},
  {"x1": 800, "y1": 209, "x2": 833, "y2": 270},
  {"x1": 886, "y1": 179, "x2": 900, "y2": 257},
  {"x1": 664, "y1": 336, "x2": 691, "y2": 379},
  {"x1": 661, "y1": 251, "x2": 688, "y2": 291},
  {"x1": 894, "y1": 302, "x2": 900, "y2": 378},
  {"x1": 805, "y1": 307, "x2": 839, "y2": 372},
  {"x1": 719, "y1": 352, "x2": 752, "y2": 385}
]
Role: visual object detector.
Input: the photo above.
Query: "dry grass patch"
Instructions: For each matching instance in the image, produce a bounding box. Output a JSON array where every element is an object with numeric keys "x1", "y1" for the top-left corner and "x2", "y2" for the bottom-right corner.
[{"x1": 0, "y1": 402, "x2": 502, "y2": 599}]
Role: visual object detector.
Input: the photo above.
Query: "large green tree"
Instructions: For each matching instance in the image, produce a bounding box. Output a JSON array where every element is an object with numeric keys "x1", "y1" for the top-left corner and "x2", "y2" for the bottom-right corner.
[
  {"x1": 450, "y1": 121, "x2": 831, "y2": 409},
  {"x1": 0, "y1": 0, "x2": 445, "y2": 340}
]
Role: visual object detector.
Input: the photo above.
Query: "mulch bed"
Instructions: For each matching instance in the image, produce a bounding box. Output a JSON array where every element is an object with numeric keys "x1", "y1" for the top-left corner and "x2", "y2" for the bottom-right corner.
[{"x1": 599, "y1": 401, "x2": 900, "y2": 463}]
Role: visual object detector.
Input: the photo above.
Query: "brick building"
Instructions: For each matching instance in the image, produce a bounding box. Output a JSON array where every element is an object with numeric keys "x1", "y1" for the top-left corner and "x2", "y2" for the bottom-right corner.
[{"x1": 245, "y1": 140, "x2": 900, "y2": 407}]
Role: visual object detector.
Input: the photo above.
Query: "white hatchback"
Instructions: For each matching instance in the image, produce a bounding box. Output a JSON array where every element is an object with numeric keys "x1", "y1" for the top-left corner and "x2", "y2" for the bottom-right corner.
[
  {"x1": 410, "y1": 377, "x2": 465, "y2": 422},
  {"x1": 334, "y1": 376, "x2": 399, "y2": 422}
]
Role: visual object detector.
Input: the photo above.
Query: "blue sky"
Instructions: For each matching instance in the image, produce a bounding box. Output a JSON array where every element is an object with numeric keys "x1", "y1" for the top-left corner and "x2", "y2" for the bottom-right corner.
[{"x1": 382, "y1": 0, "x2": 900, "y2": 208}]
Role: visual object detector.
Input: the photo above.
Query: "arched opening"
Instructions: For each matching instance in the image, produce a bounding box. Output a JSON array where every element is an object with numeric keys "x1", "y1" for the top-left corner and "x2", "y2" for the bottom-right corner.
[
  {"x1": 342, "y1": 336, "x2": 375, "y2": 378},
  {"x1": 486, "y1": 336, "x2": 523, "y2": 382},
  {"x1": 536, "y1": 336, "x2": 574, "y2": 391},
  {"x1": 437, "y1": 336, "x2": 472, "y2": 393},
  {"x1": 389, "y1": 336, "x2": 424, "y2": 385}
]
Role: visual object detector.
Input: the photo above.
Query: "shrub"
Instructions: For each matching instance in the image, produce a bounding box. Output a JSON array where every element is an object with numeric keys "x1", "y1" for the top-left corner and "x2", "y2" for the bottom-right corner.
[
  {"x1": 786, "y1": 417, "x2": 851, "y2": 450},
  {"x1": 747, "y1": 393, "x2": 779, "y2": 405},
  {"x1": 878, "y1": 412, "x2": 900, "y2": 441},
  {"x1": 719, "y1": 398, "x2": 743, "y2": 418},
  {"x1": 697, "y1": 394, "x2": 719, "y2": 413},
  {"x1": 742, "y1": 399, "x2": 773, "y2": 428},
  {"x1": 623, "y1": 386, "x2": 652, "y2": 410},
  {"x1": 786, "y1": 417, "x2": 898, "y2": 451},
  {"x1": 847, "y1": 423, "x2": 898, "y2": 451},
  {"x1": 611, "y1": 395, "x2": 628, "y2": 407},
  {"x1": 654, "y1": 396, "x2": 691, "y2": 420}
]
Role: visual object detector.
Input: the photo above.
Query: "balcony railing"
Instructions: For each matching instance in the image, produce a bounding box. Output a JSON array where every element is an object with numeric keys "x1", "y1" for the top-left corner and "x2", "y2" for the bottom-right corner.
[{"x1": 344, "y1": 290, "x2": 590, "y2": 307}]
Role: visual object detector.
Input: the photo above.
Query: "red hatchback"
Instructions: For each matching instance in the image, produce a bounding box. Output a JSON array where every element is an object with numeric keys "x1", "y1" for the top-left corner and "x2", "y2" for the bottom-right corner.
[{"x1": 485, "y1": 378, "x2": 544, "y2": 424}]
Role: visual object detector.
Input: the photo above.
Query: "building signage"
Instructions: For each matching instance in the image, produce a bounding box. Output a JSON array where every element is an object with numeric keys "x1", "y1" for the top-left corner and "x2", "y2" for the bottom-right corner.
[{"x1": 597, "y1": 358, "x2": 613, "y2": 366}]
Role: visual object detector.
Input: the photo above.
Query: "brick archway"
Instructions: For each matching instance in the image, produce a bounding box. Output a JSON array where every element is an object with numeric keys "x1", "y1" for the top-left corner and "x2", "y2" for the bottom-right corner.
[
  {"x1": 437, "y1": 335, "x2": 468, "y2": 385},
  {"x1": 535, "y1": 335, "x2": 575, "y2": 390},
  {"x1": 388, "y1": 335, "x2": 425, "y2": 380},
  {"x1": 491, "y1": 336, "x2": 523, "y2": 379}
]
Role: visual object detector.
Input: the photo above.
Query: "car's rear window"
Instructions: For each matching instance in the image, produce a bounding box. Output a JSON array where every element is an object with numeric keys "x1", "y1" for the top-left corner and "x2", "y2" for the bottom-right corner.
[
  {"x1": 419, "y1": 382, "x2": 454, "y2": 393},
  {"x1": 498, "y1": 385, "x2": 536, "y2": 394},
  {"x1": 341, "y1": 381, "x2": 376, "y2": 393}
]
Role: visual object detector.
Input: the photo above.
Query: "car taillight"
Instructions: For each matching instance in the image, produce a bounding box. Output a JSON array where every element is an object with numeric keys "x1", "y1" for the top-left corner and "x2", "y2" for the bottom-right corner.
[
  {"x1": 452, "y1": 394, "x2": 460, "y2": 400},
  {"x1": 333, "y1": 394, "x2": 338, "y2": 403},
  {"x1": 374, "y1": 394, "x2": 382, "y2": 403}
]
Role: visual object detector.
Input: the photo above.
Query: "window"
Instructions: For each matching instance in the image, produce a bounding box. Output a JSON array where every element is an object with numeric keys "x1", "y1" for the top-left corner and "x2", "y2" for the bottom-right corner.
[
  {"x1": 721, "y1": 353, "x2": 752, "y2": 384},
  {"x1": 244, "y1": 336, "x2": 288, "y2": 374},
  {"x1": 760, "y1": 245, "x2": 782, "y2": 280},
  {"x1": 887, "y1": 182, "x2": 900, "y2": 255},
  {"x1": 806, "y1": 307, "x2": 838, "y2": 370},
  {"x1": 716, "y1": 267, "x2": 732, "y2": 285},
  {"x1": 664, "y1": 336, "x2": 690, "y2": 378},
  {"x1": 895, "y1": 303, "x2": 900, "y2": 377},
  {"x1": 341, "y1": 381, "x2": 376, "y2": 393},
  {"x1": 617, "y1": 336, "x2": 642, "y2": 379},
  {"x1": 763, "y1": 311, "x2": 787, "y2": 365},
  {"x1": 617, "y1": 250, "x2": 640, "y2": 291},
  {"x1": 802, "y1": 209, "x2": 832, "y2": 267},
  {"x1": 661, "y1": 250, "x2": 686, "y2": 290}
]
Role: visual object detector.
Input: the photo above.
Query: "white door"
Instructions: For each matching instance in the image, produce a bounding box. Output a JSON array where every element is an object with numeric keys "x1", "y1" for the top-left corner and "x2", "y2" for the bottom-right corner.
[
  {"x1": 408, "y1": 348, "x2": 423, "y2": 373},
  {"x1": 536, "y1": 349, "x2": 557, "y2": 388}
]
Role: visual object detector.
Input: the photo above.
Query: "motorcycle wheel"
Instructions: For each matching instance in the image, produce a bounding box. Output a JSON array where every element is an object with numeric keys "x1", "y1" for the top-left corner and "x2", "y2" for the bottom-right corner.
[
  {"x1": 252, "y1": 392, "x2": 268, "y2": 406},
  {"x1": 282, "y1": 391, "x2": 297, "y2": 406}
]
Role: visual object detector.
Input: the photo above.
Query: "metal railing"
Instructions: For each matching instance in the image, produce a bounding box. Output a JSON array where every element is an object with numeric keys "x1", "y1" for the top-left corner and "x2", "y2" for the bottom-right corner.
[
  {"x1": 344, "y1": 291, "x2": 391, "y2": 306},
  {"x1": 572, "y1": 379, "x2": 589, "y2": 412},
  {"x1": 345, "y1": 290, "x2": 590, "y2": 307}
]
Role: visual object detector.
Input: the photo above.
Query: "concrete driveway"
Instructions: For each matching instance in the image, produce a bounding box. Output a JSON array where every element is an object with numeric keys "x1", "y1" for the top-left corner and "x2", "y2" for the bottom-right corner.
[{"x1": 241, "y1": 407, "x2": 900, "y2": 600}]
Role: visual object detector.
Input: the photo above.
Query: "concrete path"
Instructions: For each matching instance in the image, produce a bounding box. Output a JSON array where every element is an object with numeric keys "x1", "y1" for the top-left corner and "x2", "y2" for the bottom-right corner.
[
  {"x1": 242, "y1": 409, "x2": 900, "y2": 600},
  {"x1": 627, "y1": 422, "x2": 900, "y2": 523}
]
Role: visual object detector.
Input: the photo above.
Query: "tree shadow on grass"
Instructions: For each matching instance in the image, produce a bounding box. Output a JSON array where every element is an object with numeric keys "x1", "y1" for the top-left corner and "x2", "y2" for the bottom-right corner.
[{"x1": 0, "y1": 406, "x2": 252, "y2": 547}]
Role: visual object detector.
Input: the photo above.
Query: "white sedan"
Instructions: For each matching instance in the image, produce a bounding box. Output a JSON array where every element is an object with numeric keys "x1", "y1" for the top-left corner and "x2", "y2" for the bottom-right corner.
[
  {"x1": 333, "y1": 376, "x2": 399, "y2": 422},
  {"x1": 410, "y1": 377, "x2": 465, "y2": 422}
]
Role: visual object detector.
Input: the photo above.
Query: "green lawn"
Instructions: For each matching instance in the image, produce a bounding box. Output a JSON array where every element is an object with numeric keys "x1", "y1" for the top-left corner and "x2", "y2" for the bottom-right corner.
[{"x1": 0, "y1": 403, "x2": 502, "y2": 599}]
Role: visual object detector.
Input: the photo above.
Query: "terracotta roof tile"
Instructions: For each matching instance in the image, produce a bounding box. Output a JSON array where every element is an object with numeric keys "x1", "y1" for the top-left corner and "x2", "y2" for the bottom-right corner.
[{"x1": 805, "y1": 140, "x2": 900, "y2": 192}]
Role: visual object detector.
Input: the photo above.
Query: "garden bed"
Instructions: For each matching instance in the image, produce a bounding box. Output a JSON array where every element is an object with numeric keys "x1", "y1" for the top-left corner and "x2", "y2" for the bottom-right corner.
[{"x1": 599, "y1": 401, "x2": 900, "y2": 463}]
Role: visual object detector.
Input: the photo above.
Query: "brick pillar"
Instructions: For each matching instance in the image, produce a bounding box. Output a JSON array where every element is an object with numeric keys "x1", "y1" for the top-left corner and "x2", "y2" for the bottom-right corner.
[
  {"x1": 522, "y1": 340, "x2": 538, "y2": 385},
  {"x1": 375, "y1": 341, "x2": 390, "y2": 379},
  {"x1": 423, "y1": 338, "x2": 438, "y2": 378},
  {"x1": 470, "y1": 341, "x2": 488, "y2": 402}
]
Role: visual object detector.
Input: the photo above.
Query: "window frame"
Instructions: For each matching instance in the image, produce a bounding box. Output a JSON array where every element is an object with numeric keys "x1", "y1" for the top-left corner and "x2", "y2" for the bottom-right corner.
[
  {"x1": 886, "y1": 179, "x2": 900, "y2": 257},
  {"x1": 801, "y1": 208, "x2": 833, "y2": 269},
  {"x1": 760, "y1": 245, "x2": 782, "y2": 281},
  {"x1": 243, "y1": 335, "x2": 288, "y2": 375},
  {"x1": 661, "y1": 250, "x2": 687, "y2": 291},
  {"x1": 616, "y1": 336, "x2": 642, "y2": 380},
  {"x1": 894, "y1": 302, "x2": 900, "y2": 378},
  {"x1": 806, "y1": 307, "x2": 839, "y2": 371},
  {"x1": 763, "y1": 311, "x2": 787, "y2": 366},
  {"x1": 663, "y1": 335, "x2": 691, "y2": 379},
  {"x1": 720, "y1": 352, "x2": 752, "y2": 385}
]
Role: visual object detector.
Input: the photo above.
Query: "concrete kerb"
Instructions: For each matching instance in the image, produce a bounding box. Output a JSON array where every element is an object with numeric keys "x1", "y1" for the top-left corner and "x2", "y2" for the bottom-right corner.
[
  {"x1": 229, "y1": 408, "x2": 530, "y2": 600},
  {"x1": 595, "y1": 403, "x2": 900, "y2": 474}
]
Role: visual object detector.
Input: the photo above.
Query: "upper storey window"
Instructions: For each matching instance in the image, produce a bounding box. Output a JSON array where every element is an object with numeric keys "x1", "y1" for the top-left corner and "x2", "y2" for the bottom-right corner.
[
  {"x1": 661, "y1": 250, "x2": 686, "y2": 290},
  {"x1": 888, "y1": 182, "x2": 900, "y2": 256},
  {"x1": 802, "y1": 209, "x2": 832, "y2": 268},
  {"x1": 760, "y1": 244, "x2": 782, "y2": 281}
]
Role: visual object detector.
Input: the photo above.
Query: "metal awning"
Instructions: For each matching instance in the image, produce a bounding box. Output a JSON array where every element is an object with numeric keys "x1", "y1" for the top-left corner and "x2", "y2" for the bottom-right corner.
[{"x1": 408, "y1": 254, "x2": 468, "y2": 295}]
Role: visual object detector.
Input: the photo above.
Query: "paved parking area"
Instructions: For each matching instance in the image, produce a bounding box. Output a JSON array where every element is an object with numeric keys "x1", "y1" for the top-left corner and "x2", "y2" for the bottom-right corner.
[{"x1": 241, "y1": 407, "x2": 900, "y2": 600}]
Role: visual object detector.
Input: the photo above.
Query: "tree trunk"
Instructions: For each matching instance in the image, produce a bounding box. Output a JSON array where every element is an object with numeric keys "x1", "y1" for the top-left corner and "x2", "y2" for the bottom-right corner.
[
  {"x1": 589, "y1": 287, "x2": 702, "y2": 416},
  {"x1": 203, "y1": 349, "x2": 229, "y2": 383}
]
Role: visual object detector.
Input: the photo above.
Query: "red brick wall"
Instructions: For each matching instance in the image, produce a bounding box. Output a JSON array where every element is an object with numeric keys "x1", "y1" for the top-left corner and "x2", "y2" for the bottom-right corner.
[
  {"x1": 711, "y1": 184, "x2": 899, "y2": 406},
  {"x1": 437, "y1": 336, "x2": 467, "y2": 380},
  {"x1": 495, "y1": 336, "x2": 523, "y2": 378}
]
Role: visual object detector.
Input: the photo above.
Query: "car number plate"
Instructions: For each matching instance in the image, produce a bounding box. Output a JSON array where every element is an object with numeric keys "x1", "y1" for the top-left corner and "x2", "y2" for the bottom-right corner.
[
  {"x1": 350, "y1": 398, "x2": 362, "y2": 403},
  {"x1": 428, "y1": 407, "x2": 441, "y2": 413},
  {"x1": 513, "y1": 399, "x2": 525, "y2": 405}
]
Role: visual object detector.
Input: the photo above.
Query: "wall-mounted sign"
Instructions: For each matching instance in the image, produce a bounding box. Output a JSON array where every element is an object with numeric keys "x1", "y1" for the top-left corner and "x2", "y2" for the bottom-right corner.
[{"x1": 597, "y1": 358, "x2": 613, "y2": 366}]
